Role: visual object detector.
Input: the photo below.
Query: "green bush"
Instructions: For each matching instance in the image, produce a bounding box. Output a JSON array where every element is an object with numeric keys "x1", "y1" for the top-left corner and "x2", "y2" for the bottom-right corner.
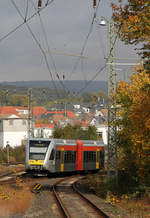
[
  {"x1": 0, "y1": 145, "x2": 25, "y2": 164},
  {"x1": 0, "y1": 149, "x2": 7, "y2": 163}
]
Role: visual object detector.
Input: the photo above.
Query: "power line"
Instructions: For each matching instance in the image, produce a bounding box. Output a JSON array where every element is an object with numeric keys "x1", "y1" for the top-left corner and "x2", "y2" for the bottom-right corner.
[
  {"x1": 25, "y1": 0, "x2": 29, "y2": 21},
  {"x1": 0, "y1": 0, "x2": 55, "y2": 44},
  {"x1": 2, "y1": 1, "x2": 121, "y2": 101},
  {"x1": 77, "y1": 63, "x2": 107, "y2": 95},
  {"x1": 70, "y1": 0, "x2": 102, "y2": 79},
  {"x1": 11, "y1": 0, "x2": 60, "y2": 97},
  {"x1": 30, "y1": 0, "x2": 57, "y2": 72},
  {"x1": 76, "y1": 19, "x2": 122, "y2": 96},
  {"x1": 30, "y1": 0, "x2": 69, "y2": 97}
]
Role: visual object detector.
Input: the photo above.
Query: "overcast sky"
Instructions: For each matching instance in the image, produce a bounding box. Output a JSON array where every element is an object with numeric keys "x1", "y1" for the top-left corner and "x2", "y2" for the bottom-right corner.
[{"x1": 0, "y1": 0, "x2": 139, "y2": 83}]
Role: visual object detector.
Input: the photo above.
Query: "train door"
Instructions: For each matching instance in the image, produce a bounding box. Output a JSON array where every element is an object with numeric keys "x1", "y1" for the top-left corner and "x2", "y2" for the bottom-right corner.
[
  {"x1": 60, "y1": 148, "x2": 64, "y2": 172},
  {"x1": 47, "y1": 148, "x2": 56, "y2": 172},
  {"x1": 83, "y1": 151, "x2": 96, "y2": 170},
  {"x1": 55, "y1": 148, "x2": 64, "y2": 172},
  {"x1": 96, "y1": 149, "x2": 100, "y2": 169},
  {"x1": 64, "y1": 151, "x2": 76, "y2": 172}
]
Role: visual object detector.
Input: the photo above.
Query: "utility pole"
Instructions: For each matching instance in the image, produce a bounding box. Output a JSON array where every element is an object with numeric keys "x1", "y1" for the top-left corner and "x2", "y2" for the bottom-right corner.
[
  {"x1": 6, "y1": 141, "x2": 10, "y2": 164},
  {"x1": 28, "y1": 88, "x2": 34, "y2": 138},
  {"x1": 107, "y1": 19, "x2": 118, "y2": 186},
  {"x1": 100, "y1": 17, "x2": 140, "y2": 186},
  {"x1": 100, "y1": 17, "x2": 118, "y2": 186}
]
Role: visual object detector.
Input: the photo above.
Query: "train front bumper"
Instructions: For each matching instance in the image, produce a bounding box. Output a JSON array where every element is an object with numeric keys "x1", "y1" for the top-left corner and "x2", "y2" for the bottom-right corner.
[{"x1": 28, "y1": 160, "x2": 45, "y2": 171}]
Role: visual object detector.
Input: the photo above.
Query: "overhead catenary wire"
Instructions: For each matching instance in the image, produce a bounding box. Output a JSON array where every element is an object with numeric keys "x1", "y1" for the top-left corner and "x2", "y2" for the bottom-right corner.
[
  {"x1": 0, "y1": 0, "x2": 55, "y2": 44},
  {"x1": 30, "y1": 0, "x2": 70, "y2": 97},
  {"x1": 25, "y1": 0, "x2": 29, "y2": 21},
  {"x1": 68, "y1": 0, "x2": 109, "y2": 96},
  {"x1": 2, "y1": 0, "x2": 121, "y2": 100},
  {"x1": 76, "y1": 63, "x2": 107, "y2": 95},
  {"x1": 76, "y1": 21, "x2": 123, "y2": 96},
  {"x1": 10, "y1": 0, "x2": 60, "y2": 97},
  {"x1": 70, "y1": 0, "x2": 102, "y2": 78}
]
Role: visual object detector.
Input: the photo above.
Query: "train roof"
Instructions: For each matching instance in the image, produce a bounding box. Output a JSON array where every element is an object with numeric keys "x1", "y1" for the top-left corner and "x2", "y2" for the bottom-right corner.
[
  {"x1": 28, "y1": 138, "x2": 104, "y2": 146},
  {"x1": 54, "y1": 139, "x2": 104, "y2": 146}
]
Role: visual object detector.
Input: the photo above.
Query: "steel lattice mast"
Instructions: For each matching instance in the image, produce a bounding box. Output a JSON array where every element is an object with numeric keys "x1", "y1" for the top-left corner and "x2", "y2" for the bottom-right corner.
[
  {"x1": 107, "y1": 19, "x2": 118, "y2": 186},
  {"x1": 28, "y1": 88, "x2": 34, "y2": 138}
]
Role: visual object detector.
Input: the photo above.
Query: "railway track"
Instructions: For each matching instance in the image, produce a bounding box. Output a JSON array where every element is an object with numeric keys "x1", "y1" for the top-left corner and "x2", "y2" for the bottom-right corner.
[
  {"x1": 0, "y1": 172, "x2": 125, "y2": 217},
  {"x1": 0, "y1": 170, "x2": 26, "y2": 185},
  {"x1": 52, "y1": 175, "x2": 109, "y2": 218}
]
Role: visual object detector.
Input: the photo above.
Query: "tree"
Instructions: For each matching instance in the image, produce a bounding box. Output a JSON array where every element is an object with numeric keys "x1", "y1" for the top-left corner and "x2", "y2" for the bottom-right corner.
[
  {"x1": 116, "y1": 65, "x2": 150, "y2": 185},
  {"x1": 112, "y1": 0, "x2": 150, "y2": 71},
  {"x1": 9, "y1": 95, "x2": 28, "y2": 106},
  {"x1": 53, "y1": 124, "x2": 99, "y2": 140},
  {"x1": 81, "y1": 93, "x2": 93, "y2": 103}
]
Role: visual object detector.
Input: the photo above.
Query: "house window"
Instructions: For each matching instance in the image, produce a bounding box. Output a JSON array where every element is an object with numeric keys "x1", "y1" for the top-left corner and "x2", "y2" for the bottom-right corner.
[
  {"x1": 99, "y1": 132, "x2": 102, "y2": 139},
  {"x1": 22, "y1": 120, "x2": 26, "y2": 125},
  {"x1": 9, "y1": 120, "x2": 13, "y2": 126}
]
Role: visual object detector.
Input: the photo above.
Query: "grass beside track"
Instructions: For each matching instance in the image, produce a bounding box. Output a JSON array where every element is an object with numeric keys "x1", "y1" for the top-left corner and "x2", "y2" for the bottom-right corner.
[
  {"x1": 0, "y1": 164, "x2": 25, "y2": 176},
  {"x1": 0, "y1": 164, "x2": 34, "y2": 217},
  {"x1": 78, "y1": 174, "x2": 150, "y2": 218}
]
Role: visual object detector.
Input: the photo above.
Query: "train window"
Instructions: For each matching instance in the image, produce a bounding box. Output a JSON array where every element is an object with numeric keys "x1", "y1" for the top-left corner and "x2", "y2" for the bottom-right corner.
[
  {"x1": 29, "y1": 140, "x2": 50, "y2": 147},
  {"x1": 64, "y1": 151, "x2": 76, "y2": 163},
  {"x1": 29, "y1": 153, "x2": 45, "y2": 160},
  {"x1": 84, "y1": 151, "x2": 96, "y2": 162},
  {"x1": 49, "y1": 149, "x2": 55, "y2": 160}
]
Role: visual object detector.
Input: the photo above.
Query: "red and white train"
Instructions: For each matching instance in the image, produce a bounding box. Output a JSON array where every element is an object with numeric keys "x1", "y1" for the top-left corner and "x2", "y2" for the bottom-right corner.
[{"x1": 25, "y1": 138, "x2": 104, "y2": 174}]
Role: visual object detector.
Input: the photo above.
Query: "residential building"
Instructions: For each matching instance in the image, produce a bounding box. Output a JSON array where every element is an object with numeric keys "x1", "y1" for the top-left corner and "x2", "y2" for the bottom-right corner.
[
  {"x1": 34, "y1": 123, "x2": 54, "y2": 138},
  {"x1": 0, "y1": 114, "x2": 28, "y2": 148},
  {"x1": 0, "y1": 105, "x2": 108, "y2": 148}
]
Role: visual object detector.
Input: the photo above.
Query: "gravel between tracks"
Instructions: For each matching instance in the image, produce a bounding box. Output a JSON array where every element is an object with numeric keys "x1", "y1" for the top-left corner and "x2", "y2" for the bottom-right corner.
[
  {"x1": 9, "y1": 191, "x2": 60, "y2": 218},
  {"x1": 2, "y1": 176, "x2": 129, "y2": 218},
  {"x1": 9, "y1": 178, "x2": 62, "y2": 218}
]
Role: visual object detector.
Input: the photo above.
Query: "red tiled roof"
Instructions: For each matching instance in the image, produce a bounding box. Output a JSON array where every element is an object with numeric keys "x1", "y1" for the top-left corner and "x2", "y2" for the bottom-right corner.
[
  {"x1": 66, "y1": 111, "x2": 77, "y2": 118},
  {"x1": 35, "y1": 123, "x2": 54, "y2": 128},
  {"x1": 0, "y1": 107, "x2": 77, "y2": 121},
  {"x1": 33, "y1": 107, "x2": 47, "y2": 116},
  {"x1": 81, "y1": 121, "x2": 88, "y2": 127},
  {"x1": 0, "y1": 106, "x2": 28, "y2": 115},
  {"x1": 53, "y1": 114, "x2": 66, "y2": 122},
  {"x1": 47, "y1": 110, "x2": 77, "y2": 118}
]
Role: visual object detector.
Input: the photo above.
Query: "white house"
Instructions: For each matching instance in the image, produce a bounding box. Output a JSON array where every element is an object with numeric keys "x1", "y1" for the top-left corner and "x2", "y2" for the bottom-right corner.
[
  {"x1": 96, "y1": 124, "x2": 108, "y2": 145},
  {"x1": 90, "y1": 117, "x2": 108, "y2": 145},
  {"x1": 0, "y1": 114, "x2": 28, "y2": 148},
  {"x1": 73, "y1": 104, "x2": 80, "y2": 109},
  {"x1": 34, "y1": 124, "x2": 54, "y2": 138}
]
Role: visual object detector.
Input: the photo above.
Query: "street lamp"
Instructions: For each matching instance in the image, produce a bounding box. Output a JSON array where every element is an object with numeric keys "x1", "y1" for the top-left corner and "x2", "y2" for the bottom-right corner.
[
  {"x1": 99, "y1": 17, "x2": 107, "y2": 26},
  {"x1": 99, "y1": 16, "x2": 118, "y2": 187}
]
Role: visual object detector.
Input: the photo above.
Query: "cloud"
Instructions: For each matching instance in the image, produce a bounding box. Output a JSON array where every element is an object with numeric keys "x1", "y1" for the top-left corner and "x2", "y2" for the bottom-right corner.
[{"x1": 0, "y1": 0, "x2": 138, "y2": 82}]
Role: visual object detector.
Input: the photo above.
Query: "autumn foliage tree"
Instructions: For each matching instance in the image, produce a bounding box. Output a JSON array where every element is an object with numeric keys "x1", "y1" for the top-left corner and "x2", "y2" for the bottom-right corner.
[
  {"x1": 112, "y1": 0, "x2": 150, "y2": 71},
  {"x1": 110, "y1": 0, "x2": 150, "y2": 188},
  {"x1": 116, "y1": 65, "x2": 150, "y2": 186},
  {"x1": 53, "y1": 124, "x2": 100, "y2": 140}
]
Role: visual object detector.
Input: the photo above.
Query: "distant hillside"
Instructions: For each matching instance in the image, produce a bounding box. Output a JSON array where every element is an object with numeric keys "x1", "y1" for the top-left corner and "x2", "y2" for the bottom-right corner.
[{"x1": 0, "y1": 80, "x2": 108, "y2": 94}]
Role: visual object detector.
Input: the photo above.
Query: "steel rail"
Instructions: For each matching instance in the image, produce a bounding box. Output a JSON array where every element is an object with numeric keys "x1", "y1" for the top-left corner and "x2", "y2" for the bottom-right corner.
[
  {"x1": 51, "y1": 174, "x2": 109, "y2": 218},
  {"x1": 0, "y1": 170, "x2": 25, "y2": 179},
  {"x1": 52, "y1": 177, "x2": 72, "y2": 218},
  {"x1": 72, "y1": 182, "x2": 109, "y2": 218}
]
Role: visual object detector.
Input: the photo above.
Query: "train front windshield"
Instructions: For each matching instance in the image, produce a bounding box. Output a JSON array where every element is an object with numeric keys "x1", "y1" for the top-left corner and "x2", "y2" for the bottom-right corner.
[{"x1": 29, "y1": 140, "x2": 50, "y2": 160}]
